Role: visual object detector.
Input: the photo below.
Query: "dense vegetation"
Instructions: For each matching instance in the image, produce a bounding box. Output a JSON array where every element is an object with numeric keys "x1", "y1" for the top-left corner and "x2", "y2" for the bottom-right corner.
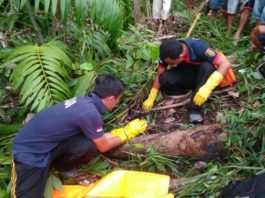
[{"x1": 0, "y1": 0, "x2": 265, "y2": 197}]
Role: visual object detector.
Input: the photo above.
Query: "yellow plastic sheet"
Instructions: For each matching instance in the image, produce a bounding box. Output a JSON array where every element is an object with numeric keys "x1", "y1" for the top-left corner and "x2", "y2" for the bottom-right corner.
[{"x1": 53, "y1": 170, "x2": 174, "y2": 198}]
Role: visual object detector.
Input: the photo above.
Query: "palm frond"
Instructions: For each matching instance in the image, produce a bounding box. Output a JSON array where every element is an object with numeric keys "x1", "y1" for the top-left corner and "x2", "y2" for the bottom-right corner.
[
  {"x1": 2, "y1": 41, "x2": 72, "y2": 112},
  {"x1": 75, "y1": 0, "x2": 88, "y2": 25},
  {"x1": 90, "y1": 0, "x2": 123, "y2": 42},
  {"x1": 70, "y1": 71, "x2": 96, "y2": 97},
  {"x1": 60, "y1": 0, "x2": 71, "y2": 22}
]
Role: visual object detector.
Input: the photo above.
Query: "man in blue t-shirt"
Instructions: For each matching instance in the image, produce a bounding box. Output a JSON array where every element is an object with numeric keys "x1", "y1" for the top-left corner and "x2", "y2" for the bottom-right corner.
[
  {"x1": 142, "y1": 38, "x2": 235, "y2": 123},
  {"x1": 11, "y1": 74, "x2": 147, "y2": 198}
]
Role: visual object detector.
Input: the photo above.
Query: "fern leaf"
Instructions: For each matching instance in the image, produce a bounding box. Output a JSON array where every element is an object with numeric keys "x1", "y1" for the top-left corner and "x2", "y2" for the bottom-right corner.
[
  {"x1": 3, "y1": 41, "x2": 72, "y2": 112},
  {"x1": 75, "y1": 0, "x2": 88, "y2": 24},
  {"x1": 60, "y1": 0, "x2": 71, "y2": 22}
]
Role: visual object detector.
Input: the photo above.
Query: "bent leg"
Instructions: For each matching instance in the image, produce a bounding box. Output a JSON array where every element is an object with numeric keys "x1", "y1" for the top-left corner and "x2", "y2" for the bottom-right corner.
[
  {"x1": 11, "y1": 159, "x2": 49, "y2": 198},
  {"x1": 161, "y1": 0, "x2": 172, "y2": 20},
  {"x1": 52, "y1": 134, "x2": 97, "y2": 172},
  {"x1": 159, "y1": 63, "x2": 198, "y2": 96}
]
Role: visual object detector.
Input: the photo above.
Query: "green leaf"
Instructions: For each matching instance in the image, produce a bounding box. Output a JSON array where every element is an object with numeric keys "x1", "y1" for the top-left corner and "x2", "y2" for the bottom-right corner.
[
  {"x1": 60, "y1": 0, "x2": 71, "y2": 22},
  {"x1": 34, "y1": 0, "x2": 40, "y2": 12},
  {"x1": 30, "y1": 88, "x2": 47, "y2": 111},
  {"x1": 20, "y1": 0, "x2": 27, "y2": 9},
  {"x1": 51, "y1": 0, "x2": 58, "y2": 16},
  {"x1": 89, "y1": 0, "x2": 123, "y2": 43},
  {"x1": 0, "y1": 123, "x2": 23, "y2": 135},
  {"x1": 71, "y1": 72, "x2": 95, "y2": 97},
  {"x1": 5, "y1": 41, "x2": 71, "y2": 112},
  {"x1": 11, "y1": 0, "x2": 20, "y2": 10},
  {"x1": 44, "y1": 175, "x2": 53, "y2": 198},
  {"x1": 44, "y1": 0, "x2": 51, "y2": 15},
  {"x1": 51, "y1": 175, "x2": 63, "y2": 191},
  {"x1": 75, "y1": 0, "x2": 88, "y2": 24},
  {"x1": 125, "y1": 55, "x2": 134, "y2": 68},
  {"x1": 80, "y1": 62, "x2": 94, "y2": 71}
]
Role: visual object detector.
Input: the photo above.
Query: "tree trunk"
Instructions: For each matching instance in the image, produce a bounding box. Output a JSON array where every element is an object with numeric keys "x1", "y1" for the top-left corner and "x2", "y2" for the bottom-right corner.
[
  {"x1": 107, "y1": 125, "x2": 226, "y2": 159},
  {"x1": 133, "y1": 0, "x2": 141, "y2": 25}
]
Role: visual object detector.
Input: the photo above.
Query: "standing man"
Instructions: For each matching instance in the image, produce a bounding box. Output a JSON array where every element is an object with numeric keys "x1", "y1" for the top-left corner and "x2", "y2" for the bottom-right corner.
[
  {"x1": 152, "y1": 0, "x2": 172, "y2": 35},
  {"x1": 221, "y1": 0, "x2": 255, "y2": 45},
  {"x1": 252, "y1": 0, "x2": 265, "y2": 24},
  {"x1": 11, "y1": 74, "x2": 147, "y2": 198},
  {"x1": 142, "y1": 38, "x2": 235, "y2": 123}
]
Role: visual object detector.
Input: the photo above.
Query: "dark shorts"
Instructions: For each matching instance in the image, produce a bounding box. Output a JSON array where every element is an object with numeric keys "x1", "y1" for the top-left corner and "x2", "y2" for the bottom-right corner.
[
  {"x1": 222, "y1": 0, "x2": 255, "y2": 15},
  {"x1": 159, "y1": 62, "x2": 215, "y2": 110},
  {"x1": 210, "y1": 0, "x2": 222, "y2": 10},
  {"x1": 11, "y1": 134, "x2": 97, "y2": 198}
]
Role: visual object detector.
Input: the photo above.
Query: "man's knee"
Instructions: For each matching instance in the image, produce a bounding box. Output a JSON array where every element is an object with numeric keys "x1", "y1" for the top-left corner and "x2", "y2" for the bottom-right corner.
[
  {"x1": 67, "y1": 137, "x2": 96, "y2": 157},
  {"x1": 200, "y1": 62, "x2": 215, "y2": 75},
  {"x1": 159, "y1": 71, "x2": 170, "y2": 87}
]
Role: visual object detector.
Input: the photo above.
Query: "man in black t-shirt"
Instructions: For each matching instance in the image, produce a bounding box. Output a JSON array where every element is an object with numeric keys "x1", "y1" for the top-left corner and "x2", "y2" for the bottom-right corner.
[{"x1": 143, "y1": 38, "x2": 235, "y2": 123}]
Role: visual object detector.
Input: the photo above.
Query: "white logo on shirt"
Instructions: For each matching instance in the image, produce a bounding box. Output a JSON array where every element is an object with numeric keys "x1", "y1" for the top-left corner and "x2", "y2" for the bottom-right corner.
[{"x1": 64, "y1": 97, "x2": 77, "y2": 109}]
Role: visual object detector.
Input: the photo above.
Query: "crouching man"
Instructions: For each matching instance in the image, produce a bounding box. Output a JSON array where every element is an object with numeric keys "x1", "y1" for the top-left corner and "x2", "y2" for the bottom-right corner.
[{"x1": 11, "y1": 74, "x2": 147, "y2": 198}]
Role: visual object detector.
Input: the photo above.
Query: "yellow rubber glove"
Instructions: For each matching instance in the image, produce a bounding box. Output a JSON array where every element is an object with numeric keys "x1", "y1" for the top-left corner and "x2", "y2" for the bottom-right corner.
[
  {"x1": 194, "y1": 71, "x2": 224, "y2": 106},
  {"x1": 111, "y1": 119, "x2": 148, "y2": 143},
  {"x1": 142, "y1": 88, "x2": 159, "y2": 110}
]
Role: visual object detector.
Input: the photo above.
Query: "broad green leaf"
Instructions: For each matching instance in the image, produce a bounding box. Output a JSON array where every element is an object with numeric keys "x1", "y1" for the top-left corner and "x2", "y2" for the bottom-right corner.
[
  {"x1": 51, "y1": 89, "x2": 68, "y2": 101},
  {"x1": 89, "y1": 0, "x2": 123, "y2": 42},
  {"x1": 24, "y1": 87, "x2": 44, "y2": 108},
  {"x1": 80, "y1": 62, "x2": 94, "y2": 71},
  {"x1": 30, "y1": 89, "x2": 47, "y2": 111},
  {"x1": 20, "y1": 0, "x2": 27, "y2": 9},
  {"x1": 51, "y1": 0, "x2": 58, "y2": 16},
  {"x1": 43, "y1": 63, "x2": 68, "y2": 77},
  {"x1": 51, "y1": 175, "x2": 63, "y2": 191},
  {"x1": 60, "y1": 0, "x2": 71, "y2": 22},
  {"x1": 37, "y1": 97, "x2": 49, "y2": 112},
  {"x1": 11, "y1": 0, "x2": 20, "y2": 10},
  {"x1": 125, "y1": 55, "x2": 134, "y2": 68},
  {"x1": 6, "y1": 41, "x2": 71, "y2": 111},
  {"x1": 71, "y1": 72, "x2": 95, "y2": 97},
  {"x1": 44, "y1": 175, "x2": 53, "y2": 198},
  {"x1": 21, "y1": 81, "x2": 45, "y2": 104},
  {"x1": 47, "y1": 76, "x2": 69, "y2": 91},
  {"x1": 75, "y1": 0, "x2": 88, "y2": 24},
  {"x1": 45, "y1": 70, "x2": 65, "y2": 82},
  {"x1": 0, "y1": 123, "x2": 23, "y2": 135},
  {"x1": 49, "y1": 82, "x2": 70, "y2": 96},
  {"x1": 34, "y1": 0, "x2": 40, "y2": 12},
  {"x1": 44, "y1": 0, "x2": 51, "y2": 15},
  {"x1": 1, "y1": 53, "x2": 36, "y2": 68}
]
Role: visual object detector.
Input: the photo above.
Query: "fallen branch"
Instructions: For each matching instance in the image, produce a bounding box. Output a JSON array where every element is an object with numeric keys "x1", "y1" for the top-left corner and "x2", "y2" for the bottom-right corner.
[
  {"x1": 107, "y1": 124, "x2": 226, "y2": 159},
  {"x1": 151, "y1": 98, "x2": 190, "y2": 111}
]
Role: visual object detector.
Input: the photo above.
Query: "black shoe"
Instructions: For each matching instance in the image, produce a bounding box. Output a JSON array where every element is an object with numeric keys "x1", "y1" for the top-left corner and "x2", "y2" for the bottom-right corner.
[
  {"x1": 189, "y1": 111, "x2": 203, "y2": 123},
  {"x1": 60, "y1": 168, "x2": 77, "y2": 179}
]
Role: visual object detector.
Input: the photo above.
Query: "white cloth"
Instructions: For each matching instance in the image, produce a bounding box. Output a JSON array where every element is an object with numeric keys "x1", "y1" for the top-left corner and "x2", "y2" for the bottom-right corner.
[{"x1": 152, "y1": 0, "x2": 172, "y2": 20}]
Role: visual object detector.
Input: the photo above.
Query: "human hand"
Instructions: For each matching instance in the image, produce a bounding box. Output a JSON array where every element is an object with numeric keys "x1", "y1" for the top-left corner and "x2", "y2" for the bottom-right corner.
[{"x1": 142, "y1": 88, "x2": 158, "y2": 110}]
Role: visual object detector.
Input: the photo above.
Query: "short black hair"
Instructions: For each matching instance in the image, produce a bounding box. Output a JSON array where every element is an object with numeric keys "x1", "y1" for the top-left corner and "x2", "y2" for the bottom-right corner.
[
  {"x1": 159, "y1": 38, "x2": 183, "y2": 61},
  {"x1": 94, "y1": 74, "x2": 124, "y2": 98}
]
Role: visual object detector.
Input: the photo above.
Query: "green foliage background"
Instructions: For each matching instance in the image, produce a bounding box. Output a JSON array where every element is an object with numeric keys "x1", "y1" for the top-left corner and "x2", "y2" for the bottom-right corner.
[{"x1": 0, "y1": 0, "x2": 265, "y2": 197}]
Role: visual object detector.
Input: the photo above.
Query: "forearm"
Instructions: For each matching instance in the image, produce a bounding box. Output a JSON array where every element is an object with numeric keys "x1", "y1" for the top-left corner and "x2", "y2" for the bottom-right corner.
[
  {"x1": 250, "y1": 26, "x2": 261, "y2": 48},
  {"x1": 152, "y1": 66, "x2": 166, "y2": 89},
  {"x1": 93, "y1": 133, "x2": 122, "y2": 153},
  {"x1": 215, "y1": 54, "x2": 231, "y2": 76}
]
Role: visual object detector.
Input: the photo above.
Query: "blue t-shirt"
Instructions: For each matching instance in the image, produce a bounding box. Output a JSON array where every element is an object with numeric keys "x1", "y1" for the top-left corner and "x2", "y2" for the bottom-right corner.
[
  {"x1": 12, "y1": 93, "x2": 107, "y2": 168},
  {"x1": 158, "y1": 38, "x2": 220, "y2": 67}
]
